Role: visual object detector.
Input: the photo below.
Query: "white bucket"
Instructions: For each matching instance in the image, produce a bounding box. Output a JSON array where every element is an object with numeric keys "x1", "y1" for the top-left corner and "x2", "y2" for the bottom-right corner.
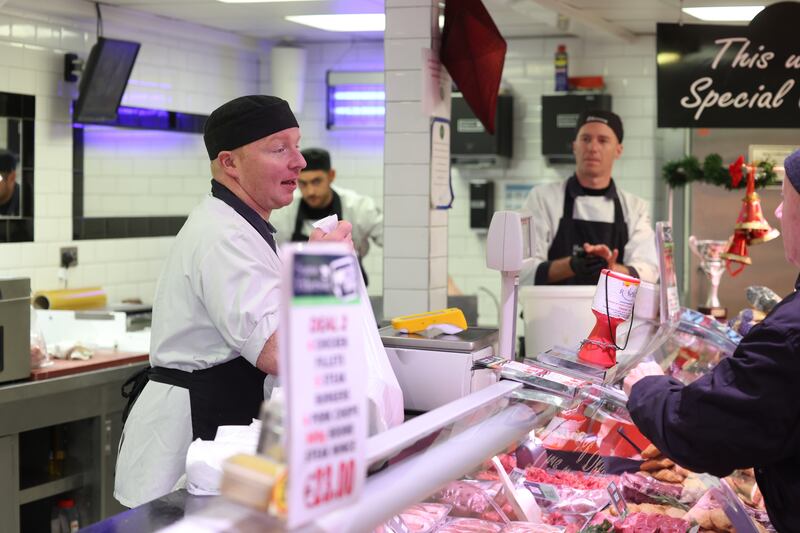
[{"x1": 520, "y1": 285, "x2": 596, "y2": 357}]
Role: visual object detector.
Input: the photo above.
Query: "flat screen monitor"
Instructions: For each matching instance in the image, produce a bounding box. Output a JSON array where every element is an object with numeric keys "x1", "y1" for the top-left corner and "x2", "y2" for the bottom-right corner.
[{"x1": 73, "y1": 37, "x2": 141, "y2": 123}]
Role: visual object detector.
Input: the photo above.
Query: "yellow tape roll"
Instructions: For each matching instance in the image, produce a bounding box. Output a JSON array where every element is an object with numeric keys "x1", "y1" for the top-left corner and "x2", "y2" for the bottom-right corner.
[{"x1": 32, "y1": 287, "x2": 107, "y2": 310}]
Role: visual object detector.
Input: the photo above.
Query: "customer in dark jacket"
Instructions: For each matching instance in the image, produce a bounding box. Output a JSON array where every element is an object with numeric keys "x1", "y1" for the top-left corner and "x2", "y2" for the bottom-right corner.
[{"x1": 623, "y1": 148, "x2": 800, "y2": 533}]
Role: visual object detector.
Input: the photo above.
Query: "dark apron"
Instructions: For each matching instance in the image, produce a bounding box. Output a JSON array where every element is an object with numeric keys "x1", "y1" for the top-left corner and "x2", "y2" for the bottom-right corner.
[
  {"x1": 291, "y1": 191, "x2": 369, "y2": 286},
  {"x1": 547, "y1": 175, "x2": 629, "y2": 285},
  {"x1": 121, "y1": 180, "x2": 273, "y2": 440},
  {"x1": 122, "y1": 359, "x2": 266, "y2": 440}
]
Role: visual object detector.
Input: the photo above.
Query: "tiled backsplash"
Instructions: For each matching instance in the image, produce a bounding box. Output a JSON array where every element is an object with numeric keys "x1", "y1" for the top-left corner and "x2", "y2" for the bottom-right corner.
[{"x1": 82, "y1": 127, "x2": 209, "y2": 217}]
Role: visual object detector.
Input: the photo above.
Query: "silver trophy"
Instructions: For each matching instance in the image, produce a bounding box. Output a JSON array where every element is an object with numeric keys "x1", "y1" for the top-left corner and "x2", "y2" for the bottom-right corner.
[{"x1": 688, "y1": 236, "x2": 729, "y2": 318}]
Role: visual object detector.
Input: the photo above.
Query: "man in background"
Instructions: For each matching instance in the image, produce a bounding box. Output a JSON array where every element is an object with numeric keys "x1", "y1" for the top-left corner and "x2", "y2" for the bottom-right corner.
[
  {"x1": 271, "y1": 147, "x2": 383, "y2": 285},
  {"x1": 520, "y1": 110, "x2": 657, "y2": 285},
  {"x1": 0, "y1": 149, "x2": 20, "y2": 216}
]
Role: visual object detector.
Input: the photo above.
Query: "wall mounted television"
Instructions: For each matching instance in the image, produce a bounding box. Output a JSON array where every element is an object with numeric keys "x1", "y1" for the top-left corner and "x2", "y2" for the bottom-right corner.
[{"x1": 73, "y1": 37, "x2": 141, "y2": 123}]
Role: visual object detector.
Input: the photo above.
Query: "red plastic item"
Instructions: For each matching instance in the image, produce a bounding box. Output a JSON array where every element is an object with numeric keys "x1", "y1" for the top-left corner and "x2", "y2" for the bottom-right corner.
[
  {"x1": 567, "y1": 76, "x2": 605, "y2": 90},
  {"x1": 57, "y1": 498, "x2": 75, "y2": 509}
]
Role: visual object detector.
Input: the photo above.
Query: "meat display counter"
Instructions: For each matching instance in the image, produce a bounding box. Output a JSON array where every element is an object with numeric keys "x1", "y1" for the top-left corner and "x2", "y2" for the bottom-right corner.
[{"x1": 98, "y1": 310, "x2": 767, "y2": 533}]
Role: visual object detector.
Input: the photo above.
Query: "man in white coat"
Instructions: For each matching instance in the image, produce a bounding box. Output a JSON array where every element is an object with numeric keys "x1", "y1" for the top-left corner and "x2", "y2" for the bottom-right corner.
[
  {"x1": 270, "y1": 147, "x2": 383, "y2": 285},
  {"x1": 114, "y1": 95, "x2": 352, "y2": 508},
  {"x1": 521, "y1": 110, "x2": 658, "y2": 286}
]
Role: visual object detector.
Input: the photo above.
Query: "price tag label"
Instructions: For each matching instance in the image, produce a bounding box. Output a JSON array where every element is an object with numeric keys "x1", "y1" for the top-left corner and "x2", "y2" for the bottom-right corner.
[
  {"x1": 280, "y1": 244, "x2": 367, "y2": 528},
  {"x1": 523, "y1": 481, "x2": 559, "y2": 502},
  {"x1": 607, "y1": 481, "x2": 627, "y2": 519}
]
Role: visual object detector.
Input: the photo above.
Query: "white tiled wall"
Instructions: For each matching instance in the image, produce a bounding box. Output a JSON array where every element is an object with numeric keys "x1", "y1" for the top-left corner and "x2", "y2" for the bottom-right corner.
[
  {"x1": 0, "y1": 0, "x2": 662, "y2": 326},
  {"x1": 272, "y1": 40, "x2": 386, "y2": 296},
  {"x1": 382, "y1": 0, "x2": 449, "y2": 319},
  {"x1": 0, "y1": 1, "x2": 387, "y2": 302},
  {"x1": 450, "y1": 36, "x2": 660, "y2": 327},
  {"x1": 83, "y1": 127, "x2": 209, "y2": 216},
  {"x1": 0, "y1": 2, "x2": 261, "y2": 301}
]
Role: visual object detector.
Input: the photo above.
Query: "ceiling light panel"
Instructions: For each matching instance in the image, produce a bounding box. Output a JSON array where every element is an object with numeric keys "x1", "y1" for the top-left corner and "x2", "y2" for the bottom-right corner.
[
  {"x1": 285, "y1": 14, "x2": 385, "y2": 32},
  {"x1": 681, "y1": 6, "x2": 764, "y2": 21}
]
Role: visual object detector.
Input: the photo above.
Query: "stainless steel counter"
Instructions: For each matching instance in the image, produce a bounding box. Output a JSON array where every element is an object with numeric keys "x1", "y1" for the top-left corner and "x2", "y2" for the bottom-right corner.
[{"x1": 0, "y1": 361, "x2": 149, "y2": 532}]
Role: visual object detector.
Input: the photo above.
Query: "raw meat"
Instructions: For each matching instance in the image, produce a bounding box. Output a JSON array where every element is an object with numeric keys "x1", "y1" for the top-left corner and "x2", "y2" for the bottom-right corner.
[{"x1": 435, "y1": 517, "x2": 503, "y2": 532}]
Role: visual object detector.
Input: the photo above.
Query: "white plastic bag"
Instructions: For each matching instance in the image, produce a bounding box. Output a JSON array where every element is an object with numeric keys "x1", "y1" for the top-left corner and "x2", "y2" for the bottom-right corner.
[
  {"x1": 312, "y1": 215, "x2": 404, "y2": 432},
  {"x1": 30, "y1": 307, "x2": 53, "y2": 368}
]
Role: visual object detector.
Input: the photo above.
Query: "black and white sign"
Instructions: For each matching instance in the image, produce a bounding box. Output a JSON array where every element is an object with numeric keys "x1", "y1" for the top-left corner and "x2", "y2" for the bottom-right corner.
[{"x1": 657, "y1": 2, "x2": 800, "y2": 127}]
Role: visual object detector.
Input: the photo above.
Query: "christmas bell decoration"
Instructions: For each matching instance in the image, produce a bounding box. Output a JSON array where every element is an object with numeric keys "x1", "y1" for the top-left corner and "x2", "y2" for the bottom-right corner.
[
  {"x1": 721, "y1": 156, "x2": 780, "y2": 275},
  {"x1": 721, "y1": 229, "x2": 751, "y2": 276}
]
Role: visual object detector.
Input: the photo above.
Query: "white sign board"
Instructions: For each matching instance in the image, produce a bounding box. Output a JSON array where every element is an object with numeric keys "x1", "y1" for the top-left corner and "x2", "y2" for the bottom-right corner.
[
  {"x1": 279, "y1": 243, "x2": 367, "y2": 528},
  {"x1": 421, "y1": 47, "x2": 451, "y2": 119},
  {"x1": 430, "y1": 118, "x2": 453, "y2": 208}
]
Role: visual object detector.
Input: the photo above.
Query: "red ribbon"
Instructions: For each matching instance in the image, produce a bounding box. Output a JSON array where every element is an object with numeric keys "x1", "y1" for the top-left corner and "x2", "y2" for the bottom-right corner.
[{"x1": 728, "y1": 155, "x2": 745, "y2": 188}]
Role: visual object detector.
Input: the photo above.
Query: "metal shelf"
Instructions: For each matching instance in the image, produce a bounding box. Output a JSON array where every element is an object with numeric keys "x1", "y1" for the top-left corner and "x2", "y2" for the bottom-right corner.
[{"x1": 19, "y1": 472, "x2": 86, "y2": 505}]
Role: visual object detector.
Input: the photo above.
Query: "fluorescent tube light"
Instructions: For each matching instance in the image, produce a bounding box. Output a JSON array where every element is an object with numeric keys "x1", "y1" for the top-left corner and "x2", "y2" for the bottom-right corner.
[
  {"x1": 218, "y1": 0, "x2": 316, "y2": 3},
  {"x1": 285, "y1": 14, "x2": 385, "y2": 32},
  {"x1": 682, "y1": 6, "x2": 764, "y2": 21}
]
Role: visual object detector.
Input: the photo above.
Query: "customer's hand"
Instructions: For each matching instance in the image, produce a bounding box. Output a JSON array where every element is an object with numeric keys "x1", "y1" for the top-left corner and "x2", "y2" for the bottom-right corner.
[
  {"x1": 569, "y1": 250, "x2": 608, "y2": 277},
  {"x1": 623, "y1": 361, "x2": 664, "y2": 396},
  {"x1": 310, "y1": 220, "x2": 353, "y2": 250}
]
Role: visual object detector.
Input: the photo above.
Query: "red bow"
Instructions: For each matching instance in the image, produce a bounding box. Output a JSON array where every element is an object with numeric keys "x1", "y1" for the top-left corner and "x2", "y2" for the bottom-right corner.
[{"x1": 728, "y1": 155, "x2": 746, "y2": 188}]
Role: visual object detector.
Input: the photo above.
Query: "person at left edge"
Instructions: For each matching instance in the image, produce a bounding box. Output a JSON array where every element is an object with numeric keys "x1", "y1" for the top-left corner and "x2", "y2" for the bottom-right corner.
[
  {"x1": 114, "y1": 95, "x2": 353, "y2": 508},
  {"x1": 270, "y1": 147, "x2": 383, "y2": 285},
  {"x1": 0, "y1": 149, "x2": 20, "y2": 216}
]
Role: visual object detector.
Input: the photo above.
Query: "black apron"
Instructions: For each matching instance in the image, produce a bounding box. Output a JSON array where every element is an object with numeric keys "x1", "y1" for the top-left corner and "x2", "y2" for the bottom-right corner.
[
  {"x1": 291, "y1": 191, "x2": 369, "y2": 286},
  {"x1": 547, "y1": 175, "x2": 629, "y2": 285},
  {"x1": 122, "y1": 181, "x2": 272, "y2": 440}
]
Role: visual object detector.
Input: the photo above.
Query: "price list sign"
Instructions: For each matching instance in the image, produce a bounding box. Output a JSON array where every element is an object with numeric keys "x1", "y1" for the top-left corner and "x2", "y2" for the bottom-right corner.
[{"x1": 280, "y1": 244, "x2": 367, "y2": 528}]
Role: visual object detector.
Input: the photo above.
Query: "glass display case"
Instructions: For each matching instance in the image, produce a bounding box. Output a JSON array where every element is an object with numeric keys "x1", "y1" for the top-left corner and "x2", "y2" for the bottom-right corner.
[{"x1": 158, "y1": 314, "x2": 769, "y2": 533}]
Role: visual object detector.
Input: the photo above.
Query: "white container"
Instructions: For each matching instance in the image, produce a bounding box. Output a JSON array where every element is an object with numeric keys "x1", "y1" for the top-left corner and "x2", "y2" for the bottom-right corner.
[
  {"x1": 521, "y1": 282, "x2": 662, "y2": 359},
  {"x1": 520, "y1": 285, "x2": 596, "y2": 358}
]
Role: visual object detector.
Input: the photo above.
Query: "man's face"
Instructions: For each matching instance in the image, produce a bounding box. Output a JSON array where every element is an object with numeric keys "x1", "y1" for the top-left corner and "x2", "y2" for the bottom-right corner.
[
  {"x1": 573, "y1": 122, "x2": 623, "y2": 183},
  {"x1": 298, "y1": 169, "x2": 335, "y2": 209},
  {"x1": 232, "y1": 127, "x2": 306, "y2": 212},
  {"x1": 776, "y1": 178, "x2": 800, "y2": 267},
  {"x1": 0, "y1": 170, "x2": 16, "y2": 203}
]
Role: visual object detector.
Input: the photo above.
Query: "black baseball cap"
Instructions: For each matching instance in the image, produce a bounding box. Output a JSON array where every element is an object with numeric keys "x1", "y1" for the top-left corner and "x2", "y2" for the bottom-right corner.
[{"x1": 575, "y1": 109, "x2": 623, "y2": 143}]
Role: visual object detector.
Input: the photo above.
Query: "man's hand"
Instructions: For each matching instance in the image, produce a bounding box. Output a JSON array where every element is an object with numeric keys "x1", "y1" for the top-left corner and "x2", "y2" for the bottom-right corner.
[
  {"x1": 569, "y1": 251, "x2": 607, "y2": 278},
  {"x1": 583, "y1": 243, "x2": 632, "y2": 275},
  {"x1": 623, "y1": 361, "x2": 664, "y2": 396},
  {"x1": 309, "y1": 220, "x2": 354, "y2": 250}
]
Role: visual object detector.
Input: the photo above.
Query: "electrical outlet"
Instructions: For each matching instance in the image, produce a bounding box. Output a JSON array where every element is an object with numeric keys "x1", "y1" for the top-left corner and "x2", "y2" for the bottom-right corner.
[{"x1": 60, "y1": 246, "x2": 78, "y2": 268}]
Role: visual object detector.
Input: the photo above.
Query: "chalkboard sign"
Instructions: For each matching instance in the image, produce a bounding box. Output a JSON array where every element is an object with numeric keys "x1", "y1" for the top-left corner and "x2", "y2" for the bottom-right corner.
[{"x1": 657, "y1": 2, "x2": 800, "y2": 127}]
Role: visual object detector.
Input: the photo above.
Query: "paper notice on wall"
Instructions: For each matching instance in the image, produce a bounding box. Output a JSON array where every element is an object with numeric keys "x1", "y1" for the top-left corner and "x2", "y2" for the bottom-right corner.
[
  {"x1": 279, "y1": 243, "x2": 367, "y2": 529},
  {"x1": 430, "y1": 118, "x2": 452, "y2": 209},
  {"x1": 422, "y1": 48, "x2": 451, "y2": 119}
]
